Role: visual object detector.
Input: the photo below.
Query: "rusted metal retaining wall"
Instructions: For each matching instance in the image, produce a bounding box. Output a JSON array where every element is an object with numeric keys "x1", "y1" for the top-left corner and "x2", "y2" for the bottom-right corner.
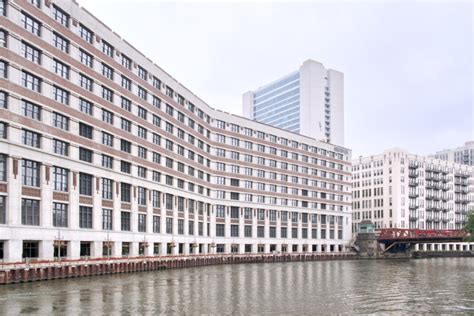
[{"x1": 0, "y1": 253, "x2": 356, "y2": 285}]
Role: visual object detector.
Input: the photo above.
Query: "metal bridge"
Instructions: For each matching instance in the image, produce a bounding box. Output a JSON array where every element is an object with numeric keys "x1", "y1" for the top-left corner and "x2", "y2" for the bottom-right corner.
[{"x1": 377, "y1": 229, "x2": 468, "y2": 253}]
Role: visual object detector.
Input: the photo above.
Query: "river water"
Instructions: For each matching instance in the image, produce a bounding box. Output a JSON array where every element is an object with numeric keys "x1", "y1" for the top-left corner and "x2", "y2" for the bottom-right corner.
[{"x1": 0, "y1": 258, "x2": 473, "y2": 314}]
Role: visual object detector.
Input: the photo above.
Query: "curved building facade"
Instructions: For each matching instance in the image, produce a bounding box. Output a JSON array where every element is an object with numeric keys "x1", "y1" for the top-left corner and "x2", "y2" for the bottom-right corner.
[{"x1": 0, "y1": 0, "x2": 352, "y2": 262}]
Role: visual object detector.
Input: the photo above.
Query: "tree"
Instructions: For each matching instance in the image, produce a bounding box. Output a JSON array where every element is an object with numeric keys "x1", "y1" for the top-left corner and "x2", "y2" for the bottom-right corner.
[{"x1": 465, "y1": 210, "x2": 474, "y2": 242}]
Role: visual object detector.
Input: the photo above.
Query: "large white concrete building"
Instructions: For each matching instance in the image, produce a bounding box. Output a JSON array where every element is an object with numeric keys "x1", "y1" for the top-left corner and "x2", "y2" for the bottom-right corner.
[
  {"x1": 431, "y1": 141, "x2": 474, "y2": 166},
  {"x1": 0, "y1": 0, "x2": 352, "y2": 262},
  {"x1": 242, "y1": 60, "x2": 344, "y2": 146},
  {"x1": 352, "y1": 148, "x2": 473, "y2": 233}
]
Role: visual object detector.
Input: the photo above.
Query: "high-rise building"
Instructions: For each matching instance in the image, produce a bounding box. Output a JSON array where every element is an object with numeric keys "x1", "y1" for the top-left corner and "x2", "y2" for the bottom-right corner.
[
  {"x1": 352, "y1": 148, "x2": 473, "y2": 233},
  {"x1": 242, "y1": 60, "x2": 344, "y2": 145},
  {"x1": 0, "y1": 0, "x2": 352, "y2": 262},
  {"x1": 430, "y1": 141, "x2": 474, "y2": 166}
]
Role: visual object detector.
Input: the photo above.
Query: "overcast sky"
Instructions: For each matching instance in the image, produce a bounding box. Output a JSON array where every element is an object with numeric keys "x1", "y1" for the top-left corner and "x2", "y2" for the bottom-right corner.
[{"x1": 78, "y1": 0, "x2": 473, "y2": 157}]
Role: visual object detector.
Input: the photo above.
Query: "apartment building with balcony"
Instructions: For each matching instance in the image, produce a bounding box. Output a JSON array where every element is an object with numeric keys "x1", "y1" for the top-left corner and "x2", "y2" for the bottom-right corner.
[
  {"x1": 0, "y1": 0, "x2": 352, "y2": 262},
  {"x1": 430, "y1": 141, "x2": 474, "y2": 166},
  {"x1": 352, "y1": 148, "x2": 473, "y2": 232}
]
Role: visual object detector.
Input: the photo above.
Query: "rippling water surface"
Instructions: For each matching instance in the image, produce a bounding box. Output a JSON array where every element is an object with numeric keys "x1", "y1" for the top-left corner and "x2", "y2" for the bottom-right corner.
[{"x1": 0, "y1": 258, "x2": 473, "y2": 314}]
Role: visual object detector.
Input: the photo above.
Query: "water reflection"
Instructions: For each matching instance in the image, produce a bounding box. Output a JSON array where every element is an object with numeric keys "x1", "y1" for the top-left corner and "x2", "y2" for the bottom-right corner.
[{"x1": 0, "y1": 258, "x2": 473, "y2": 314}]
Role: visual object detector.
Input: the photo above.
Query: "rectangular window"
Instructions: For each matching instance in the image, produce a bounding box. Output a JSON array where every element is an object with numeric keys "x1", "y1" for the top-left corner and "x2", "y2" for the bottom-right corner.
[
  {"x1": 22, "y1": 100, "x2": 41, "y2": 121},
  {"x1": 102, "y1": 131, "x2": 113, "y2": 147},
  {"x1": 53, "y1": 59, "x2": 69, "y2": 79},
  {"x1": 231, "y1": 225, "x2": 239, "y2": 237},
  {"x1": 0, "y1": 91, "x2": 7, "y2": 108},
  {"x1": 79, "y1": 74, "x2": 93, "y2": 91},
  {"x1": 121, "y1": 183, "x2": 131, "y2": 202},
  {"x1": 153, "y1": 216, "x2": 160, "y2": 233},
  {"x1": 138, "y1": 187, "x2": 147, "y2": 205},
  {"x1": 53, "y1": 86, "x2": 69, "y2": 105},
  {"x1": 138, "y1": 66, "x2": 147, "y2": 80},
  {"x1": 102, "y1": 40, "x2": 114, "y2": 57},
  {"x1": 53, "y1": 5, "x2": 69, "y2": 27},
  {"x1": 102, "y1": 109, "x2": 114, "y2": 125},
  {"x1": 79, "y1": 173, "x2": 93, "y2": 196},
  {"x1": 79, "y1": 206, "x2": 93, "y2": 229},
  {"x1": 79, "y1": 122, "x2": 93, "y2": 139},
  {"x1": 53, "y1": 32, "x2": 69, "y2": 53},
  {"x1": 122, "y1": 54, "x2": 131, "y2": 69},
  {"x1": 102, "y1": 154, "x2": 113, "y2": 169},
  {"x1": 79, "y1": 24, "x2": 93, "y2": 43},
  {"x1": 53, "y1": 166, "x2": 68, "y2": 192},
  {"x1": 22, "y1": 41, "x2": 41, "y2": 64},
  {"x1": 22, "y1": 12, "x2": 41, "y2": 36},
  {"x1": 79, "y1": 98, "x2": 93, "y2": 115},
  {"x1": 121, "y1": 211, "x2": 131, "y2": 231},
  {"x1": 216, "y1": 224, "x2": 225, "y2": 237},
  {"x1": 121, "y1": 76, "x2": 131, "y2": 91},
  {"x1": 22, "y1": 199, "x2": 40, "y2": 225},
  {"x1": 79, "y1": 49, "x2": 93, "y2": 68},
  {"x1": 166, "y1": 217, "x2": 173, "y2": 234},
  {"x1": 52, "y1": 202, "x2": 68, "y2": 227},
  {"x1": 102, "y1": 63, "x2": 114, "y2": 80},
  {"x1": 102, "y1": 86, "x2": 114, "y2": 102},
  {"x1": 102, "y1": 209, "x2": 113, "y2": 230},
  {"x1": 178, "y1": 219, "x2": 184, "y2": 235},
  {"x1": 53, "y1": 139, "x2": 69, "y2": 156},
  {"x1": 102, "y1": 178, "x2": 113, "y2": 200},
  {"x1": 121, "y1": 161, "x2": 131, "y2": 174},
  {"x1": 138, "y1": 213, "x2": 147, "y2": 232},
  {"x1": 0, "y1": 196, "x2": 5, "y2": 224},
  {"x1": 22, "y1": 129, "x2": 41, "y2": 148},
  {"x1": 79, "y1": 147, "x2": 92, "y2": 163},
  {"x1": 22, "y1": 71, "x2": 41, "y2": 92}
]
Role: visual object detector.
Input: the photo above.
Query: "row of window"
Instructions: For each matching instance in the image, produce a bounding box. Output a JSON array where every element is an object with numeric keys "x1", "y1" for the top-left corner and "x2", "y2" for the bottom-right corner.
[{"x1": 15, "y1": 2, "x2": 348, "y2": 166}]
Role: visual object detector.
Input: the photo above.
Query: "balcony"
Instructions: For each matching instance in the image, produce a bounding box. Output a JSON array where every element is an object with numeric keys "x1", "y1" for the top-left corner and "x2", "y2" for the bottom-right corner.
[
  {"x1": 409, "y1": 213, "x2": 418, "y2": 221},
  {"x1": 409, "y1": 204, "x2": 419, "y2": 210},
  {"x1": 409, "y1": 170, "x2": 419, "y2": 178},
  {"x1": 409, "y1": 179, "x2": 419, "y2": 187},
  {"x1": 409, "y1": 161, "x2": 420, "y2": 169},
  {"x1": 426, "y1": 173, "x2": 440, "y2": 182},
  {"x1": 408, "y1": 190, "x2": 419, "y2": 198}
]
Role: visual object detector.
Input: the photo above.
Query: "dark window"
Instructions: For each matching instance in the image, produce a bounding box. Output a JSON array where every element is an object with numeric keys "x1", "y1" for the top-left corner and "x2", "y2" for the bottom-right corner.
[
  {"x1": 79, "y1": 173, "x2": 93, "y2": 196},
  {"x1": 79, "y1": 206, "x2": 92, "y2": 228},
  {"x1": 79, "y1": 147, "x2": 92, "y2": 163},
  {"x1": 121, "y1": 182, "x2": 131, "y2": 202},
  {"x1": 153, "y1": 216, "x2": 160, "y2": 233},
  {"x1": 22, "y1": 241, "x2": 39, "y2": 258},
  {"x1": 0, "y1": 196, "x2": 5, "y2": 224},
  {"x1": 53, "y1": 139, "x2": 69, "y2": 156},
  {"x1": 22, "y1": 199, "x2": 40, "y2": 225},
  {"x1": 121, "y1": 211, "x2": 130, "y2": 231},
  {"x1": 79, "y1": 98, "x2": 93, "y2": 115},
  {"x1": 216, "y1": 224, "x2": 225, "y2": 237},
  {"x1": 79, "y1": 122, "x2": 93, "y2": 139}
]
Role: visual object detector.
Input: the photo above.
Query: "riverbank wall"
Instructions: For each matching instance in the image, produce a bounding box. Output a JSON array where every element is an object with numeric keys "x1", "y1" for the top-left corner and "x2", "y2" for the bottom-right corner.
[{"x1": 0, "y1": 252, "x2": 356, "y2": 285}]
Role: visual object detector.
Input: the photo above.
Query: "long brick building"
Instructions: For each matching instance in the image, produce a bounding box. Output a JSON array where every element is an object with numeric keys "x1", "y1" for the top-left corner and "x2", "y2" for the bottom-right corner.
[{"x1": 0, "y1": 0, "x2": 352, "y2": 262}]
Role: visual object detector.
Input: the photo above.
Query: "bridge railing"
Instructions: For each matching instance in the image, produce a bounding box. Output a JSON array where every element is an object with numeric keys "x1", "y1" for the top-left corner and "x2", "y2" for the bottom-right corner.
[{"x1": 377, "y1": 229, "x2": 467, "y2": 241}]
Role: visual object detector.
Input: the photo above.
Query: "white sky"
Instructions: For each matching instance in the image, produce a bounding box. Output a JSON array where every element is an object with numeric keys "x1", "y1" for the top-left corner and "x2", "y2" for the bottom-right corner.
[{"x1": 78, "y1": 0, "x2": 473, "y2": 157}]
